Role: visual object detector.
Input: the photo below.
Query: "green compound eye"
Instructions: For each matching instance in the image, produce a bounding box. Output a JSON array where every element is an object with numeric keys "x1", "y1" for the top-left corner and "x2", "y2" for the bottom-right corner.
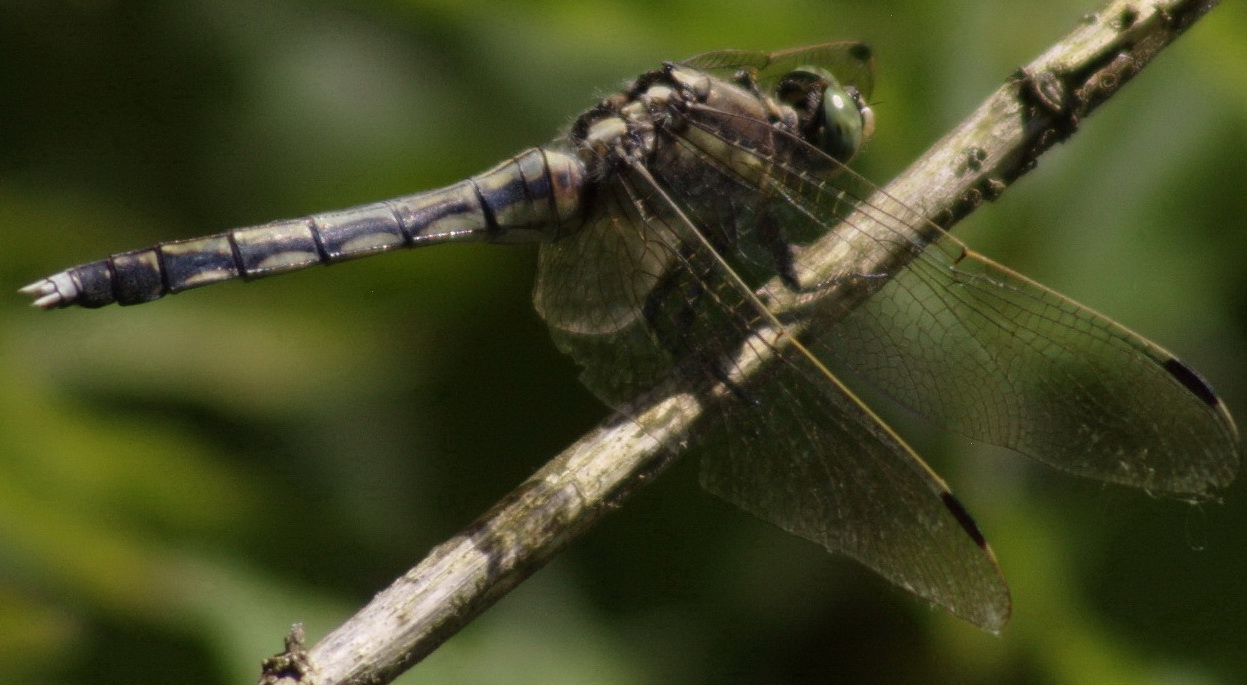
[
  {"x1": 819, "y1": 82, "x2": 874, "y2": 164},
  {"x1": 775, "y1": 67, "x2": 874, "y2": 165}
]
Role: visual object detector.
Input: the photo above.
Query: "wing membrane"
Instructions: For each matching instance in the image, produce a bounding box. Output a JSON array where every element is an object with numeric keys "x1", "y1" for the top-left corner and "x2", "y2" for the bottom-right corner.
[
  {"x1": 538, "y1": 100, "x2": 1013, "y2": 629},
  {"x1": 536, "y1": 176, "x2": 684, "y2": 407},
  {"x1": 676, "y1": 94, "x2": 1239, "y2": 496},
  {"x1": 698, "y1": 333, "x2": 1010, "y2": 630},
  {"x1": 682, "y1": 42, "x2": 875, "y2": 99},
  {"x1": 822, "y1": 244, "x2": 1240, "y2": 493},
  {"x1": 534, "y1": 55, "x2": 1237, "y2": 630},
  {"x1": 535, "y1": 183, "x2": 675, "y2": 337}
]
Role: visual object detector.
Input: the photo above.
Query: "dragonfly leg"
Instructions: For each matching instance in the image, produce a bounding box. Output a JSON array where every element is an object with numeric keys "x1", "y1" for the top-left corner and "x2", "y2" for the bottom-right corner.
[{"x1": 755, "y1": 207, "x2": 804, "y2": 292}]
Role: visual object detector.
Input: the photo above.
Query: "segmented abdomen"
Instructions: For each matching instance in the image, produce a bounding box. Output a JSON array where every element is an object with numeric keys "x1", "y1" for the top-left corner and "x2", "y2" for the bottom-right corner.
[{"x1": 24, "y1": 147, "x2": 584, "y2": 308}]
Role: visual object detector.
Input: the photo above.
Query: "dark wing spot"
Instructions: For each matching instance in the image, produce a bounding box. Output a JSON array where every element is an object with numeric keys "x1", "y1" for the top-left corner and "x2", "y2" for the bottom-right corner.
[
  {"x1": 1164, "y1": 358, "x2": 1221, "y2": 408},
  {"x1": 848, "y1": 43, "x2": 873, "y2": 62},
  {"x1": 941, "y1": 492, "x2": 988, "y2": 550}
]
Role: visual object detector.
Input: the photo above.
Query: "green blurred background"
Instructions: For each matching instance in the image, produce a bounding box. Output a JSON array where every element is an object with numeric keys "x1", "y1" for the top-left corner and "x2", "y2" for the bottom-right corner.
[{"x1": 2, "y1": 1, "x2": 1245, "y2": 683}]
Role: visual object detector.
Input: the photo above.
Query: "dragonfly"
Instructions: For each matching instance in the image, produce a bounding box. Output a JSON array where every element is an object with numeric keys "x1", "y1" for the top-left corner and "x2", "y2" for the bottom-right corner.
[{"x1": 21, "y1": 42, "x2": 1240, "y2": 632}]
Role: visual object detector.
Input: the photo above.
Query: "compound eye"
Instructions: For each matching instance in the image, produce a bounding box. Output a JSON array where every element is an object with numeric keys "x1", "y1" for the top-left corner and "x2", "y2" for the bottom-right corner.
[{"x1": 820, "y1": 83, "x2": 872, "y2": 164}]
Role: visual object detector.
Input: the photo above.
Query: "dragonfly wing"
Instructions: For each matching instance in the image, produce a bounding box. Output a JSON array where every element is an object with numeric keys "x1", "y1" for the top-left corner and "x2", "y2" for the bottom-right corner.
[
  {"x1": 536, "y1": 177, "x2": 685, "y2": 407},
  {"x1": 681, "y1": 42, "x2": 875, "y2": 99},
  {"x1": 535, "y1": 115, "x2": 1012, "y2": 629},
  {"x1": 813, "y1": 239, "x2": 1241, "y2": 495},
  {"x1": 680, "y1": 93, "x2": 1242, "y2": 496},
  {"x1": 699, "y1": 337, "x2": 1011, "y2": 631},
  {"x1": 535, "y1": 54, "x2": 1235, "y2": 632},
  {"x1": 536, "y1": 155, "x2": 1012, "y2": 628},
  {"x1": 536, "y1": 185, "x2": 675, "y2": 336},
  {"x1": 668, "y1": 76, "x2": 1238, "y2": 496}
]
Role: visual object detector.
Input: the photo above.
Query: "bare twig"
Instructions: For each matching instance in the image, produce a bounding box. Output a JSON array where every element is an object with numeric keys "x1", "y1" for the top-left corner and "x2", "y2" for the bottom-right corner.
[{"x1": 258, "y1": 0, "x2": 1221, "y2": 682}]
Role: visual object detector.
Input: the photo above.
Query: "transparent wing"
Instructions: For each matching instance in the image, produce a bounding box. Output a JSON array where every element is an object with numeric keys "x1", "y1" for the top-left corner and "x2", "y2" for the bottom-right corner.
[
  {"x1": 681, "y1": 42, "x2": 875, "y2": 99},
  {"x1": 536, "y1": 177, "x2": 684, "y2": 407},
  {"x1": 698, "y1": 333, "x2": 1010, "y2": 630},
  {"x1": 536, "y1": 119, "x2": 1012, "y2": 631},
  {"x1": 675, "y1": 95, "x2": 1239, "y2": 497},
  {"x1": 535, "y1": 185, "x2": 675, "y2": 338},
  {"x1": 822, "y1": 245, "x2": 1240, "y2": 494},
  {"x1": 535, "y1": 59, "x2": 1237, "y2": 630}
]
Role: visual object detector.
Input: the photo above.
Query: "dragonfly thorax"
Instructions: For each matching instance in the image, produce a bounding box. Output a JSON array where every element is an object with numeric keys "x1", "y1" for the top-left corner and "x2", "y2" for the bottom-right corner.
[
  {"x1": 570, "y1": 66, "x2": 703, "y2": 177},
  {"x1": 569, "y1": 61, "x2": 814, "y2": 185}
]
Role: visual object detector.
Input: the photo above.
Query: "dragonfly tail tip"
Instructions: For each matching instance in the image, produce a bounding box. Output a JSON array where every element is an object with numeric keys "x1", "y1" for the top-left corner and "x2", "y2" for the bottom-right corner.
[{"x1": 18, "y1": 278, "x2": 70, "y2": 309}]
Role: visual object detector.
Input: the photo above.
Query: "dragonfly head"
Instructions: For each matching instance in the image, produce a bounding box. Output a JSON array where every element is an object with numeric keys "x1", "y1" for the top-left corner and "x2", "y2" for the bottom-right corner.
[{"x1": 776, "y1": 69, "x2": 875, "y2": 165}]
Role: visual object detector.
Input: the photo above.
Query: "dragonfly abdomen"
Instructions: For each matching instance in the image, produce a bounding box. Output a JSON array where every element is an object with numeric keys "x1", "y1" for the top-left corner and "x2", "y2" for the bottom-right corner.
[{"x1": 23, "y1": 148, "x2": 585, "y2": 309}]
